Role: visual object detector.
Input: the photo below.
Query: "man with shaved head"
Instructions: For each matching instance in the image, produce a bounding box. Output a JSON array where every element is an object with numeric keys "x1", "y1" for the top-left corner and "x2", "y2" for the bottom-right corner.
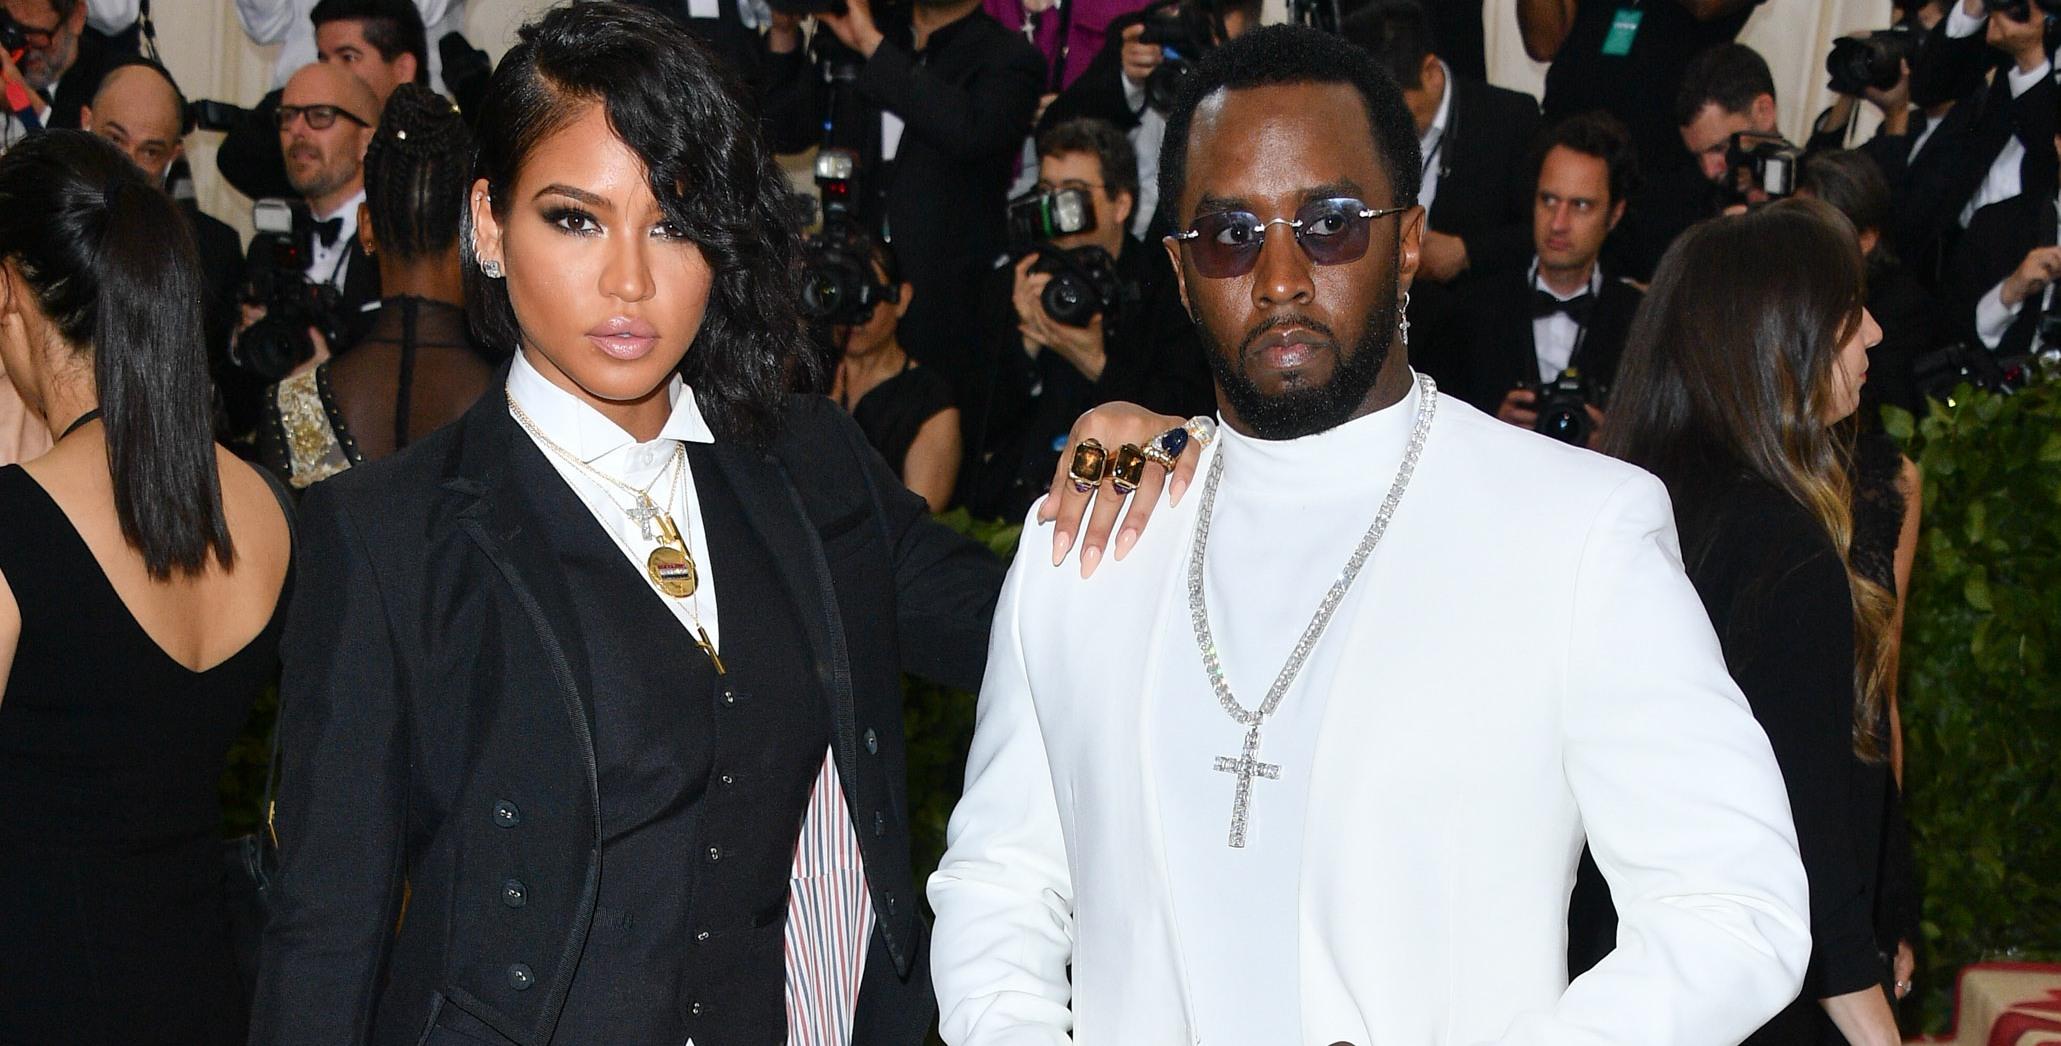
[
  {"x1": 276, "y1": 60, "x2": 381, "y2": 325},
  {"x1": 82, "y1": 57, "x2": 247, "y2": 423}
]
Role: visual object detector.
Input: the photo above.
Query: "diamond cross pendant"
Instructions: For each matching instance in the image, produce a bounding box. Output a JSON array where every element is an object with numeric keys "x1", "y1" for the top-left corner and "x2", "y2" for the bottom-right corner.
[
  {"x1": 626, "y1": 496, "x2": 661, "y2": 541},
  {"x1": 1213, "y1": 724, "x2": 1280, "y2": 848}
]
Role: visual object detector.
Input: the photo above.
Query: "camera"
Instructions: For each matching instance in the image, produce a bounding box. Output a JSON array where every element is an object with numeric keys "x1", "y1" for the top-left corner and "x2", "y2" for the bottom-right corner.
[
  {"x1": 1138, "y1": 0, "x2": 1221, "y2": 112},
  {"x1": 1725, "y1": 132, "x2": 1803, "y2": 203},
  {"x1": 1914, "y1": 341, "x2": 2033, "y2": 400},
  {"x1": 186, "y1": 100, "x2": 250, "y2": 134},
  {"x1": 796, "y1": 149, "x2": 899, "y2": 326},
  {"x1": 1029, "y1": 245, "x2": 1126, "y2": 328},
  {"x1": 231, "y1": 199, "x2": 347, "y2": 383},
  {"x1": 1982, "y1": 0, "x2": 2061, "y2": 20},
  {"x1": 0, "y1": 9, "x2": 26, "y2": 54},
  {"x1": 1826, "y1": 25, "x2": 1922, "y2": 96},
  {"x1": 1533, "y1": 368, "x2": 1595, "y2": 446},
  {"x1": 1008, "y1": 187, "x2": 1096, "y2": 250}
]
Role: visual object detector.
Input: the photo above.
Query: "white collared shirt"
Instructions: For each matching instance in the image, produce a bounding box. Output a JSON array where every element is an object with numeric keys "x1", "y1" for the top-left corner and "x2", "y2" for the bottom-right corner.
[
  {"x1": 1950, "y1": 3, "x2": 2053, "y2": 228},
  {"x1": 1416, "y1": 60, "x2": 1454, "y2": 212},
  {"x1": 1974, "y1": 195, "x2": 2061, "y2": 349},
  {"x1": 1532, "y1": 261, "x2": 1602, "y2": 383},
  {"x1": 503, "y1": 354, "x2": 873, "y2": 1045},
  {"x1": 306, "y1": 188, "x2": 368, "y2": 294}
]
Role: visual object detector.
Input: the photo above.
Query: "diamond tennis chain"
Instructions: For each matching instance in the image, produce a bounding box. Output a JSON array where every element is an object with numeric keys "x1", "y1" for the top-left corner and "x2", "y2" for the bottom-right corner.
[{"x1": 1189, "y1": 372, "x2": 1438, "y2": 848}]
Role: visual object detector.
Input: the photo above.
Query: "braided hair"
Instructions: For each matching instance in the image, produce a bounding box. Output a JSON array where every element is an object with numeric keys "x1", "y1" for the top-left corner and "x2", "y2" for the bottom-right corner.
[{"x1": 363, "y1": 84, "x2": 472, "y2": 261}]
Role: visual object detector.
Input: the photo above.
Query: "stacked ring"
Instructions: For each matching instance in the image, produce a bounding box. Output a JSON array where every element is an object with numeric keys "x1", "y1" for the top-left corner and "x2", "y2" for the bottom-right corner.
[
  {"x1": 1109, "y1": 444, "x2": 1148, "y2": 494},
  {"x1": 1141, "y1": 425, "x2": 1190, "y2": 470},
  {"x1": 1068, "y1": 438, "x2": 1109, "y2": 493},
  {"x1": 1183, "y1": 415, "x2": 1218, "y2": 448}
]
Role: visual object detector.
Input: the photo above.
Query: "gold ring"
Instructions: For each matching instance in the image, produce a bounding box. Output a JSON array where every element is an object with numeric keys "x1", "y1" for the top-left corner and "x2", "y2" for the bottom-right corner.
[
  {"x1": 1068, "y1": 438, "x2": 1109, "y2": 493},
  {"x1": 1109, "y1": 443, "x2": 1147, "y2": 494}
]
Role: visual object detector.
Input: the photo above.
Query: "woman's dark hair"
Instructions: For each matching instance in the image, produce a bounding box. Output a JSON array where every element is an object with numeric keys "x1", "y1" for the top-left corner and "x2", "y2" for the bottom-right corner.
[
  {"x1": 1799, "y1": 148, "x2": 1894, "y2": 263},
  {"x1": 365, "y1": 84, "x2": 472, "y2": 259},
  {"x1": 1603, "y1": 197, "x2": 1894, "y2": 760},
  {"x1": 1159, "y1": 24, "x2": 1421, "y2": 225},
  {"x1": 464, "y1": 1, "x2": 814, "y2": 447},
  {"x1": 0, "y1": 131, "x2": 231, "y2": 578}
]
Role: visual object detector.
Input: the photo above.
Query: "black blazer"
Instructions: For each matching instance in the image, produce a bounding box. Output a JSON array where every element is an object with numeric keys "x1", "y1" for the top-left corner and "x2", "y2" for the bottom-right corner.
[
  {"x1": 250, "y1": 389, "x2": 1003, "y2": 1046},
  {"x1": 1944, "y1": 191, "x2": 2056, "y2": 358},
  {"x1": 1425, "y1": 76, "x2": 1541, "y2": 280},
  {"x1": 1441, "y1": 264, "x2": 1642, "y2": 414}
]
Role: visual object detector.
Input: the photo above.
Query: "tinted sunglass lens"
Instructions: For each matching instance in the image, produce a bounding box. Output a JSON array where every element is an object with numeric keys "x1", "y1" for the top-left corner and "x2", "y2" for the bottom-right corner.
[
  {"x1": 1190, "y1": 211, "x2": 1262, "y2": 278},
  {"x1": 1294, "y1": 200, "x2": 1372, "y2": 266}
]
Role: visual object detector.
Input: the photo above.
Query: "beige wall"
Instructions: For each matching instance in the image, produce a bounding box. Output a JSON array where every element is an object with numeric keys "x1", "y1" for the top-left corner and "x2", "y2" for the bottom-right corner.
[{"x1": 169, "y1": 0, "x2": 1895, "y2": 239}]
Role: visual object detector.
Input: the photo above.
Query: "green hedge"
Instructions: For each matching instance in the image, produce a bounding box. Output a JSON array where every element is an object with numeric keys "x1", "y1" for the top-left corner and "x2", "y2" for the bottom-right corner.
[{"x1": 1886, "y1": 385, "x2": 2061, "y2": 1032}]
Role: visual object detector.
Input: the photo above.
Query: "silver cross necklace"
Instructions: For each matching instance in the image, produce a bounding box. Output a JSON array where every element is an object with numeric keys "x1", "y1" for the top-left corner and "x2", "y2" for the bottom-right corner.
[{"x1": 1188, "y1": 372, "x2": 1438, "y2": 848}]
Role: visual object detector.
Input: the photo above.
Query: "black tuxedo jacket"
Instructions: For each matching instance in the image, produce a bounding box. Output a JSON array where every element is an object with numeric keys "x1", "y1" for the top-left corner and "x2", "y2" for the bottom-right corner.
[
  {"x1": 1945, "y1": 192, "x2": 2057, "y2": 358},
  {"x1": 250, "y1": 389, "x2": 1003, "y2": 1046},
  {"x1": 1443, "y1": 265, "x2": 1643, "y2": 414},
  {"x1": 1425, "y1": 76, "x2": 1542, "y2": 280}
]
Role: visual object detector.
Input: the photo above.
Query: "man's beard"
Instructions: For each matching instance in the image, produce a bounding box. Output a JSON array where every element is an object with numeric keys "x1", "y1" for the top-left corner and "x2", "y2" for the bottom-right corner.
[{"x1": 1203, "y1": 294, "x2": 1399, "y2": 441}]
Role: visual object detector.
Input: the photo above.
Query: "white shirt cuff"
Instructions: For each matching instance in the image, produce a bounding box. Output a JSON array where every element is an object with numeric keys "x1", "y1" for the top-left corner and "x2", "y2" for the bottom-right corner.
[
  {"x1": 2008, "y1": 59, "x2": 2053, "y2": 98},
  {"x1": 1945, "y1": 2, "x2": 1985, "y2": 38},
  {"x1": 1975, "y1": 281, "x2": 2018, "y2": 350},
  {"x1": 1122, "y1": 72, "x2": 1146, "y2": 113}
]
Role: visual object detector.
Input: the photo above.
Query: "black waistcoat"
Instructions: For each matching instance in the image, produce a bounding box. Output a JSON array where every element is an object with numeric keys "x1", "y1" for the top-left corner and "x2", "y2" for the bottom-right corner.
[{"x1": 530, "y1": 445, "x2": 829, "y2": 1044}]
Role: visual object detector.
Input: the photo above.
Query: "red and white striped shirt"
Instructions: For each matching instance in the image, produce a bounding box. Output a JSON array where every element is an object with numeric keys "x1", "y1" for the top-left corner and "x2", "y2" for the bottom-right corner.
[{"x1": 783, "y1": 751, "x2": 876, "y2": 1046}]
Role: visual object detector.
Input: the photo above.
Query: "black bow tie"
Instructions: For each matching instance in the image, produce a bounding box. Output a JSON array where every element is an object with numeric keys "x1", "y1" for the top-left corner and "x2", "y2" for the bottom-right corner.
[
  {"x1": 313, "y1": 216, "x2": 345, "y2": 248},
  {"x1": 1531, "y1": 289, "x2": 1595, "y2": 325}
]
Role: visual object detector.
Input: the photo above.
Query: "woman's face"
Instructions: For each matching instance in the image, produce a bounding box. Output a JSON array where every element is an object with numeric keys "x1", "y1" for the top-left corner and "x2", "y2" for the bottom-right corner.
[
  {"x1": 1823, "y1": 306, "x2": 1882, "y2": 424},
  {"x1": 470, "y1": 104, "x2": 714, "y2": 410},
  {"x1": 834, "y1": 260, "x2": 907, "y2": 359}
]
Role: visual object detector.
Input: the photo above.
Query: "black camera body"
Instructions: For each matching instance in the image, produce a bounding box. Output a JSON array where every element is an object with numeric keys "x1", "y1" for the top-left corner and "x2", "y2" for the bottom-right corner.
[
  {"x1": 1030, "y1": 244, "x2": 1126, "y2": 328},
  {"x1": 798, "y1": 149, "x2": 899, "y2": 327},
  {"x1": 1826, "y1": 25, "x2": 1923, "y2": 95},
  {"x1": 1008, "y1": 186, "x2": 1097, "y2": 251},
  {"x1": 1137, "y1": 0, "x2": 1221, "y2": 112},
  {"x1": 1913, "y1": 341, "x2": 2034, "y2": 400},
  {"x1": 0, "y1": 9, "x2": 26, "y2": 54},
  {"x1": 1725, "y1": 132, "x2": 1803, "y2": 203},
  {"x1": 231, "y1": 200, "x2": 347, "y2": 383},
  {"x1": 1533, "y1": 368, "x2": 1596, "y2": 446}
]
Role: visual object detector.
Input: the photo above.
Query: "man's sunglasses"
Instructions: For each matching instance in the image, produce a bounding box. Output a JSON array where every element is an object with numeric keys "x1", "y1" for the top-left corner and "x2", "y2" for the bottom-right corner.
[
  {"x1": 276, "y1": 104, "x2": 371, "y2": 131},
  {"x1": 1167, "y1": 198, "x2": 1408, "y2": 279}
]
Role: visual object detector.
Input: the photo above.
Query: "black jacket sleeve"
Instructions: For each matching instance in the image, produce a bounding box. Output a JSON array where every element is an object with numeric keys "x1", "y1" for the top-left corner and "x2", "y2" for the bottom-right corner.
[
  {"x1": 249, "y1": 478, "x2": 412, "y2": 1042},
  {"x1": 1453, "y1": 86, "x2": 1543, "y2": 279},
  {"x1": 1035, "y1": 32, "x2": 1141, "y2": 135},
  {"x1": 856, "y1": 33, "x2": 1044, "y2": 164}
]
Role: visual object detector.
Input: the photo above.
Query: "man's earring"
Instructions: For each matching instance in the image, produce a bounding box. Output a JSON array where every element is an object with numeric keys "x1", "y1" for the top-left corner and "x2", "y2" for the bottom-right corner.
[
  {"x1": 1398, "y1": 289, "x2": 1411, "y2": 346},
  {"x1": 481, "y1": 259, "x2": 504, "y2": 279}
]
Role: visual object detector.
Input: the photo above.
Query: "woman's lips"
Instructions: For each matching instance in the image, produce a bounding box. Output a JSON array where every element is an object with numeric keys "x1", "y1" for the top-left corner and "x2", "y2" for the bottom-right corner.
[{"x1": 587, "y1": 317, "x2": 660, "y2": 361}]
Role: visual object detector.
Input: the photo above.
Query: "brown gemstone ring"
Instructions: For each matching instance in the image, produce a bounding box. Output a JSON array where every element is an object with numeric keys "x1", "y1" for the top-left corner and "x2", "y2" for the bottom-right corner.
[
  {"x1": 1068, "y1": 438, "x2": 1108, "y2": 493},
  {"x1": 1109, "y1": 443, "x2": 1147, "y2": 494}
]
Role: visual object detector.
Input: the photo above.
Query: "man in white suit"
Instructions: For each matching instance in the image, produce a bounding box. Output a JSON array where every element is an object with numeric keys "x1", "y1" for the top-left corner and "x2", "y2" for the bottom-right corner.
[{"x1": 929, "y1": 25, "x2": 1813, "y2": 1046}]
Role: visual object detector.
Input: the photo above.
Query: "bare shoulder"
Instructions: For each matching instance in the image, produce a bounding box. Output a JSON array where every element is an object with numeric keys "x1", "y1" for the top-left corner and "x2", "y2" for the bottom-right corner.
[{"x1": 215, "y1": 449, "x2": 294, "y2": 571}]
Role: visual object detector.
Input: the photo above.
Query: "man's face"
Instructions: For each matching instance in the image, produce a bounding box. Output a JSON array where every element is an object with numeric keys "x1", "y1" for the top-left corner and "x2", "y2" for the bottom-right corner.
[
  {"x1": 315, "y1": 19, "x2": 414, "y2": 105},
  {"x1": 1039, "y1": 150, "x2": 1131, "y2": 256},
  {"x1": 2, "y1": 0, "x2": 83, "y2": 92},
  {"x1": 1533, "y1": 145, "x2": 1622, "y2": 279},
  {"x1": 1163, "y1": 81, "x2": 1422, "y2": 440},
  {"x1": 279, "y1": 65, "x2": 376, "y2": 210},
  {"x1": 1681, "y1": 96, "x2": 1777, "y2": 183},
  {"x1": 80, "y1": 67, "x2": 185, "y2": 185}
]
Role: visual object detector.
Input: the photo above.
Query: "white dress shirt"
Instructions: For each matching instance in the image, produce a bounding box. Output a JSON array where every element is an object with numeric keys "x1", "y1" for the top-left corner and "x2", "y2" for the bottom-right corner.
[
  {"x1": 1533, "y1": 262, "x2": 1602, "y2": 383},
  {"x1": 504, "y1": 354, "x2": 873, "y2": 1046},
  {"x1": 1416, "y1": 60, "x2": 1454, "y2": 212},
  {"x1": 306, "y1": 188, "x2": 367, "y2": 294},
  {"x1": 1122, "y1": 72, "x2": 1168, "y2": 240},
  {"x1": 235, "y1": 0, "x2": 465, "y2": 92},
  {"x1": 1975, "y1": 195, "x2": 2061, "y2": 349},
  {"x1": 1950, "y1": 3, "x2": 2053, "y2": 228}
]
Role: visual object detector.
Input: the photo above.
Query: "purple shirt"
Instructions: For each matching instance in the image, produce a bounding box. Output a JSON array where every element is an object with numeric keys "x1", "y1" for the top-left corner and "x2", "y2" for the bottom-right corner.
[{"x1": 984, "y1": 0, "x2": 1153, "y2": 91}]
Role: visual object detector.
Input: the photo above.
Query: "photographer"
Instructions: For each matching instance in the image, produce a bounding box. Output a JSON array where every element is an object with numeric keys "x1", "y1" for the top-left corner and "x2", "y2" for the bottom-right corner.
[
  {"x1": 762, "y1": 0, "x2": 1044, "y2": 388},
  {"x1": 235, "y1": 0, "x2": 459, "y2": 94},
  {"x1": 1035, "y1": 0, "x2": 1261, "y2": 237},
  {"x1": 827, "y1": 235, "x2": 963, "y2": 511},
  {"x1": 1800, "y1": 148, "x2": 1940, "y2": 418},
  {"x1": 965, "y1": 116, "x2": 1209, "y2": 519},
  {"x1": 2, "y1": 0, "x2": 124, "y2": 129},
  {"x1": 1450, "y1": 111, "x2": 1642, "y2": 450},
  {"x1": 216, "y1": 0, "x2": 429, "y2": 202},
  {"x1": 1342, "y1": 0, "x2": 1540, "y2": 378},
  {"x1": 1945, "y1": 122, "x2": 2060, "y2": 359}
]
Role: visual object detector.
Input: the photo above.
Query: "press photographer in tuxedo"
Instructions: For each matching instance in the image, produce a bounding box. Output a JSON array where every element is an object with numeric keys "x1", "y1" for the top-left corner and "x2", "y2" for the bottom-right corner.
[{"x1": 1450, "y1": 111, "x2": 1643, "y2": 449}]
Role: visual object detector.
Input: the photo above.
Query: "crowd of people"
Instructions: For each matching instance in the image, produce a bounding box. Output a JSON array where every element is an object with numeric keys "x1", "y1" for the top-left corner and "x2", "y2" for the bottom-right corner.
[{"x1": 0, "y1": 0, "x2": 2046, "y2": 1041}]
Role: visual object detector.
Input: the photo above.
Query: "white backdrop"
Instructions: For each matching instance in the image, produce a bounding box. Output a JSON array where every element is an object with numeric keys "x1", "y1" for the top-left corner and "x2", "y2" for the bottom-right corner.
[{"x1": 155, "y1": 0, "x2": 1892, "y2": 238}]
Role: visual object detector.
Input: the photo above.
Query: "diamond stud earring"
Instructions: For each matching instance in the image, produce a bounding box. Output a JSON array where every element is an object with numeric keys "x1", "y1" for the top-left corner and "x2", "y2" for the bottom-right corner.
[{"x1": 481, "y1": 260, "x2": 504, "y2": 279}]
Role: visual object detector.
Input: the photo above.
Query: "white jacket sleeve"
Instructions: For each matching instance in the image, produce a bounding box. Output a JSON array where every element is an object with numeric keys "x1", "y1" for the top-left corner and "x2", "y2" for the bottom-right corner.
[
  {"x1": 1490, "y1": 472, "x2": 1812, "y2": 1046},
  {"x1": 235, "y1": 0, "x2": 297, "y2": 45},
  {"x1": 928, "y1": 526, "x2": 1077, "y2": 1046},
  {"x1": 85, "y1": 0, "x2": 138, "y2": 35}
]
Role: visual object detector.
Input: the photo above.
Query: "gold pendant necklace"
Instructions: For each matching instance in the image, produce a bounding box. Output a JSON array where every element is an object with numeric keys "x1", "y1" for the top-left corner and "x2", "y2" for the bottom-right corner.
[{"x1": 646, "y1": 512, "x2": 699, "y2": 598}]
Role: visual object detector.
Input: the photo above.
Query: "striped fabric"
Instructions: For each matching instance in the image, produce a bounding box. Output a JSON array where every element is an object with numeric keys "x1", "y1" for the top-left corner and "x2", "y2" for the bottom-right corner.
[{"x1": 783, "y1": 748, "x2": 876, "y2": 1046}]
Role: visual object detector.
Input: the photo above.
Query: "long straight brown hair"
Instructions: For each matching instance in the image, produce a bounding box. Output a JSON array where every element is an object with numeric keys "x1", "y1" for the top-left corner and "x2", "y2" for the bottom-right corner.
[{"x1": 1604, "y1": 197, "x2": 1896, "y2": 761}]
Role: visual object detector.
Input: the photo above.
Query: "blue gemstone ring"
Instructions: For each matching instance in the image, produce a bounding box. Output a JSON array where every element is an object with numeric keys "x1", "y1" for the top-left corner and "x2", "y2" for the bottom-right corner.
[{"x1": 1142, "y1": 425, "x2": 1189, "y2": 470}]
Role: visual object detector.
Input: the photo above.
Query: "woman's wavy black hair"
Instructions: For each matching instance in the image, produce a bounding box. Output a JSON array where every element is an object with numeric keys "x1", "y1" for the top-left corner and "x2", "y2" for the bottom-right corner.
[
  {"x1": 0, "y1": 131, "x2": 230, "y2": 578},
  {"x1": 463, "y1": 1, "x2": 815, "y2": 448}
]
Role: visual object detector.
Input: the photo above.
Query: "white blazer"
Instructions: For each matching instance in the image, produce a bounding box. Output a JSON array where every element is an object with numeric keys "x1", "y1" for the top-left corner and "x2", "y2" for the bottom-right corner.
[{"x1": 929, "y1": 393, "x2": 1813, "y2": 1046}]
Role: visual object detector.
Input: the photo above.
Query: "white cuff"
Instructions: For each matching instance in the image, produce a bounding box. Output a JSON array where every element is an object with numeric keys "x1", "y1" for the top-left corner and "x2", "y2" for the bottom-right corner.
[
  {"x1": 1975, "y1": 281, "x2": 2019, "y2": 350},
  {"x1": 1122, "y1": 71, "x2": 1147, "y2": 113},
  {"x1": 2007, "y1": 59, "x2": 2053, "y2": 98},
  {"x1": 1945, "y1": 1, "x2": 1985, "y2": 38}
]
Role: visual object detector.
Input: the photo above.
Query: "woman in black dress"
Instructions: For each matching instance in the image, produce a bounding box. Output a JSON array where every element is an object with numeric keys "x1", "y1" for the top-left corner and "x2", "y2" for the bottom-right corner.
[
  {"x1": 0, "y1": 132, "x2": 295, "y2": 1044},
  {"x1": 828, "y1": 235, "x2": 960, "y2": 510},
  {"x1": 1604, "y1": 197, "x2": 1903, "y2": 1046}
]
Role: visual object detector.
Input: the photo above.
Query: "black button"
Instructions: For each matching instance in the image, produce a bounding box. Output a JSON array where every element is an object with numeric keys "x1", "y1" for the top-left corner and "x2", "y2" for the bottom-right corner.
[
  {"x1": 690, "y1": 1001, "x2": 705, "y2": 1016},
  {"x1": 873, "y1": 811, "x2": 887, "y2": 837},
  {"x1": 508, "y1": 963, "x2": 534, "y2": 991},
  {"x1": 706, "y1": 846, "x2": 721, "y2": 862},
  {"x1": 502, "y1": 879, "x2": 526, "y2": 908},
  {"x1": 493, "y1": 800, "x2": 520, "y2": 828},
  {"x1": 885, "y1": 892, "x2": 897, "y2": 913},
  {"x1": 719, "y1": 773, "x2": 735, "y2": 787},
  {"x1": 720, "y1": 686, "x2": 740, "y2": 707},
  {"x1": 864, "y1": 728, "x2": 879, "y2": 755},
  {"x1": 695, "y1": 929, "x2": 711, "y2": 942}
]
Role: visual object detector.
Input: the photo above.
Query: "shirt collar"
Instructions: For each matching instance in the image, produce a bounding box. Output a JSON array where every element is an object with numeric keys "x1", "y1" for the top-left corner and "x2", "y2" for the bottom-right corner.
[
  {"x1": 315, "y1": 188, "x2": 367, "y2": 230},
  {"x1": 1531, "y1": 257, "x2": 1602, "y2": 301},
  {"x1": 506, "y1": 349, "x2": 716, "y2": 464},
  {"x1": 1420, "y1": 60, "x2": 1453, "y2": 151}
]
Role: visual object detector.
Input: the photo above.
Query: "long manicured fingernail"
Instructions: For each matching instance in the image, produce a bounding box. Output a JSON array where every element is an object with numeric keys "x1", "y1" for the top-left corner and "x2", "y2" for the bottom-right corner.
[
  {"x1": 1115, "y1": 527, "x2": 1139, "y2": 559},
  {"x1": 1169, "y1": 477, "x2": 1189, "y2": 506},
  {"x1": 1051, "y1": 530, "x2": 1072, "y2": 566},
  {"x1": 1080, "y1": 544, "x2": 1102, "y2": 577}
]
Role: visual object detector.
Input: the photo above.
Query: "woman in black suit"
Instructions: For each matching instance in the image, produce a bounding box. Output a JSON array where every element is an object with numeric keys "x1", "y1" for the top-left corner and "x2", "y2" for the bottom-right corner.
[
  {"x1": 1602, "y1": 197, "x2": 1903, "y2": 1046},
  {"x1": 249, "y1": 6, "x2": 1188, "y2": 1045}
]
